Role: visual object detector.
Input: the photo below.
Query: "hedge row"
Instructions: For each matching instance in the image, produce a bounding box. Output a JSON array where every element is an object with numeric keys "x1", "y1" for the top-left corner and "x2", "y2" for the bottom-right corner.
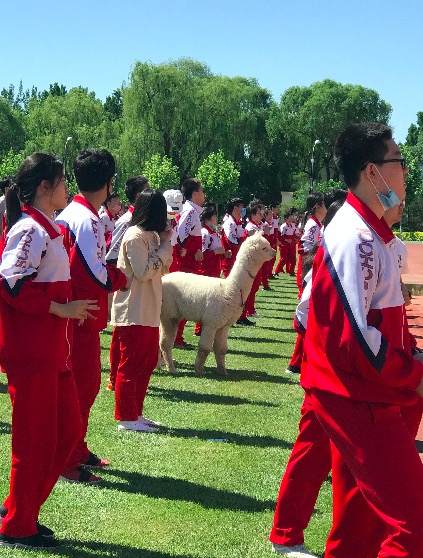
[{"x1": 395, "y1": 232, "x2": 423, "y2": 241}]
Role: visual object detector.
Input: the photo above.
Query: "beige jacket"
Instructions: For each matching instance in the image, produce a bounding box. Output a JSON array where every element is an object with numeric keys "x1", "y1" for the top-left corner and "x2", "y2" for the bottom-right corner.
[{"x1": 110, "y1": 226, "x2": 172, "y2": 327}]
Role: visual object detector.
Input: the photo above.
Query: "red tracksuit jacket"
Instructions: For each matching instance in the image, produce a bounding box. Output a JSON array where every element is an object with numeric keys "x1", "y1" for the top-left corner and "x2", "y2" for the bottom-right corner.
[
  {"x1": 176, "y1": 200, "x2": 202, "y2": 273},
  {"x1": 304, "y1": 192, "x2": 423, "y2": 405},
  {"x1": 200, "y1": 225, "x2": 223, "y2": 278},
  {"x1": 0, "y1": 205, "x2": 72, "y2": 369},
  {"x1": 56, "y1": 195, "x2": 127, "y2": 332}
]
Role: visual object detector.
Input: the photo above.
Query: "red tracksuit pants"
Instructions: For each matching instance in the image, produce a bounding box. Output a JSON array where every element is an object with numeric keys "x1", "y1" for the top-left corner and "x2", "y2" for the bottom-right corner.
[
  {"x1": 311, "y1": 389, "x2": 423, "y2": 558},
  {"x1": 274, "y1": 244, "x2": 288, "y2": 274},
  {"x1": 289, "y1": 334, "x2": 304, "y2": 370},
  {"x1": 261, "y1": 260, "x2": 272, "y2": 289},
  {"x1": 224, "y1": 267, "x2": 246, "y2": 321},
  {"x1": 245, "y1": 268, "x2": 262, "y2": 316},
  {"x1": 63, "y1": 327, "x2": 101, "y2": 473},
  {"x1": 270, "y1": 391, "x2": 332, "y2": 546},
  {"x1": 114, "y1": 325, "x2": 159, "y2": 421},
  {"x1": 1, "y1": 365, "x2": 80, "y2": 538},
  {"x1": 270, "y1": 391, "x2": 423, "y2": 551}
]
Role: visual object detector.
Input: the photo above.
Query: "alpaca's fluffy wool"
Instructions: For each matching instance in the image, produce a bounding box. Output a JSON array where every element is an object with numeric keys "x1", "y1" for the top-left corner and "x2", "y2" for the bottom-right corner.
[{"x1": 160, "y1": 233, "x2": 275, "y2": 375}]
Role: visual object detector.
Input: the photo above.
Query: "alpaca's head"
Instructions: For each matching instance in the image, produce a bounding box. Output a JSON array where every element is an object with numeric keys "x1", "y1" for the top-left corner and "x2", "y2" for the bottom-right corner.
[{"x1": 235, "y1": 232, "x2": 276, "y2": 272}]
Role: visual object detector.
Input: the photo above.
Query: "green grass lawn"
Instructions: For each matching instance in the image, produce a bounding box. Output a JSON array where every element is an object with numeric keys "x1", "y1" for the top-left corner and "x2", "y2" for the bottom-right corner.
[{"x1": 0, "y1": 274, "x2": 331, "y2": 557}]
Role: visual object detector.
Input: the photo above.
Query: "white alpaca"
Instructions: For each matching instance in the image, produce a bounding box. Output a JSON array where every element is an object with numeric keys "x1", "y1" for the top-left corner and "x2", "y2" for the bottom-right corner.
[{"x1": 160, "y1": 232, "x2": 276, "y2": 376}]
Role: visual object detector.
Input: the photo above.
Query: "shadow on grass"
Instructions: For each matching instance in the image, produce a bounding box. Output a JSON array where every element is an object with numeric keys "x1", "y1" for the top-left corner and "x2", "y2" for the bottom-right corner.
[
  {"x1": 259, "y1": 325, "x2": 295, "y2": 333},
  {"x1": 0, "y1": 382, "x2": 8, "y2": 394},
  {"x1": 155, "y1": 364, "x2": 298, "y2": 385},
  {"x1": 99, "y1": 469, "x2": 276, "y2": 512},
  {"x1": 159, "y1": 425, "x2": 294, "y2": 450},
  {"x1": 226, "y1": 368, "x2": 299, "y2": 384},
  {"x1": 227, "y1": 348, "x2": 281, "y2": 358},
  {"x1": 53, "y1": 539, "x2": 207, "y2": 558},
  {"x1": 0, "y1": 421, "x2": 11, "y2": 435},
  {"x1": 100, "y1": 329, "x2": 112, "y2": 336},
  {"x1": 148, "y1": 386, "x2": 279, "y2": 407},
  {"x1": 229, "y1": 335, "x2": 292, "y2": 344}
]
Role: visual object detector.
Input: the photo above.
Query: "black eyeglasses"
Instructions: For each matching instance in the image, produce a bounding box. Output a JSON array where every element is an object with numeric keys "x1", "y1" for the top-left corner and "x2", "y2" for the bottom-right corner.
[{"x1": 362, "y1": 158, "x2": 407, "y2": 170}]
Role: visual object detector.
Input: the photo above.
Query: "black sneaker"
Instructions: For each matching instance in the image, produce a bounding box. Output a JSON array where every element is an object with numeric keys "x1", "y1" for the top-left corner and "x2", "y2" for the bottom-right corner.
[
  {"x1": 0, "y1": 507, "x2": 53, "y2": 537},
  {"x1": 236, "y1": 317, "x2": 256, "y2": 326},
  {"x1": 285, "y1": 365, "x2": 301, "y2": 374},
  {"x1": 0, "y1": 532, "x2": 59, "y2": 549}
]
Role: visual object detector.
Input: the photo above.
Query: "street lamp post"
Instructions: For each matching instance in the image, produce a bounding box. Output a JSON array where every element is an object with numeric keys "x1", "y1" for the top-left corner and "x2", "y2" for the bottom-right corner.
[
  {"x1": 309, "y1": 139, "x2": 321, "y2": 193},
  {"x1": 64, "y1": 136, "x2": 73, "y2": 179}
]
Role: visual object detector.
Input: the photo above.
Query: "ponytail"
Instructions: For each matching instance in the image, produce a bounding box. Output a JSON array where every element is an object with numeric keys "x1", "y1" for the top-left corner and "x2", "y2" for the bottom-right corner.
[{"x1": 5, "y1": 185, "x2": 23, "y2": 231}]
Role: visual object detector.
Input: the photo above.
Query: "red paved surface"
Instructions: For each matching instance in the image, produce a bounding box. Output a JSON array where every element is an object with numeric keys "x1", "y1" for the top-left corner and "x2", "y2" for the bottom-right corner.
[{"x1": 402, "y1": 244, "x2": 423, "y2": 454}]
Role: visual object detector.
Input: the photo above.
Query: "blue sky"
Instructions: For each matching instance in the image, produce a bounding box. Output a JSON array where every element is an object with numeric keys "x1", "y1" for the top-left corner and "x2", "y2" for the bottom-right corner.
[{"x1": 2, "y1": 0, "x2": 422, "y2": 142}]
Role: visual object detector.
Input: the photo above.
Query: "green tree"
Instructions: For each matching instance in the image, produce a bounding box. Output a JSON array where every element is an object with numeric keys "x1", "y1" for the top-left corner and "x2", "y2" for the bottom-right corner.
[
  {"x1": 104, "y1": 88, "x2": 123, "y2": 121},
  {"x1": 197, "y1": 150, "x2": 240, "y2": 206},
  {"x1": 0, "y1": 149, "x2": 24, "y2": 177},
  {"x1": 0, "y1": 98, "x2": 26, "y2": 158},
  {"x1": 142, "y1": 154, "x2": 179, "y2": 191},
  {"x1": 267, "y1": 79, "x2": 392, "y2": 189},
  {"x1": 121, "y1": 59, "x2": 276, "y2": 191}
]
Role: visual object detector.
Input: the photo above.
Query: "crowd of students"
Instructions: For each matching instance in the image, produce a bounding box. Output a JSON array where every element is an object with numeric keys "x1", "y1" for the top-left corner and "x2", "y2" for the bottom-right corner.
[
  {"x1": 1, "y1": 121, "x2": 422, "y2": 556},
  {"x1": 0, "y1": 149, "x2": 300, "y2": 550}
]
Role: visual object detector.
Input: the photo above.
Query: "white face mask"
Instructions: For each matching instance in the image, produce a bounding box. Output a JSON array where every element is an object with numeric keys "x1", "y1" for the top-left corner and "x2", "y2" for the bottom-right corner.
[{"x1": 371, "y1": 166, "x2": 403, "y2": 211}]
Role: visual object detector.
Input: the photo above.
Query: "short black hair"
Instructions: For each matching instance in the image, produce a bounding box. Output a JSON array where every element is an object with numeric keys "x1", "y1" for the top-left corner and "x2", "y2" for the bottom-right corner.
[
  {"x1": 305, "y1": 192, "x2": 324, "y2": 213},
  {"x1": 226, "y1": 198, "x2": 243, "y2": 214},
  {"x1": 130, "y1": 189, "x2": 167, "y2": 233},
  {"x1": 323, "y1": 188, "x2": 348, "y2": 209},
  {"x1": 285, "y1": 207, "x2": 298, "y2": 218},
  {"x1": 334, "y1": 122, "x2": 392, "y2": 188},
  {"x1": 201, "y1": 205, "x2": 217, "y2": 225},
  {"x1": 125, "y1": 175, "x2": 149, "y2": 204},
  {"x1": 182, "y1": 178, "x2": 202, "y2": 200},
  {"x1": 105, "y1": 191, "x2": 120, "y2": 204},
  {"x1": 73, "y1": 149, "x2": 116, "y2": 193}
]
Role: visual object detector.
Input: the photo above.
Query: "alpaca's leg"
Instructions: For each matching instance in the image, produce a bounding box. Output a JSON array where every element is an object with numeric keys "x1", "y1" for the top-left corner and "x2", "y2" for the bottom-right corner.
[
  {"x1": 213, "y1": 325, "x2": 230, "y2": 375},
  {"x1": 160, "y1": 318, "x2": 179, "y2": 374},
  {"x1": 195, "y1": 326, "x2": 215, "y2": 376}
]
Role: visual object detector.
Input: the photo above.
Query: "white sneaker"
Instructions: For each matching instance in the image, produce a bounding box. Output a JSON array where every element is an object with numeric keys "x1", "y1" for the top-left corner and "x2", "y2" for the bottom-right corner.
[
  {"x1": 272, "y1": 543, "x2": 317, "y2": 557},
  {"x1": 117, "y1": 420, "x2": 158, "y2": 433},
  {"x1": 249, "y1": 312, "x2": 261, "y2": 318},
  {"x1": 138, "y1": 416, "x2": 161, "y2": 427}
]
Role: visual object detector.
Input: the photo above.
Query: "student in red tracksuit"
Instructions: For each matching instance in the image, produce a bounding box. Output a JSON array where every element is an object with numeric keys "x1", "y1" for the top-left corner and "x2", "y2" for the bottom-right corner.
[
  {"x1": 267, "y1": 202, "x2": 280, "y2": 280},
  {"x1": 296, "y1": 194, "x2": 326, "y2": 296},
  {"x1": 174, "y1": 178, "x2": 205, "y2": 349},
  {"x1": 194, "y1": 205, "x2": 232, "y2": 335},
  {"x1": 111, "y1": 189, "x2": 173, "y2": 432},
  {"x1": 221, "y1": 198, "x2": 253, "y2": 326},
  {"x1": 100, "y1": 191, "x2": 121, "y2": 249},
  {"x1": 304, "y1": 122, "x2": 423, "y2": 558},
  {"x1": 270, "y1": 193, "x2": 423, "y2": 558},
  {"x1": 243, "y1": 200, "x2": 266, "y2": 320},
  {"x1": 106, "y1": 175, "x2": 150, "y2": 392},
  {"x1": 261, "y1": 208, "x2": 275, "y2": 290},
  {"x1": 163, "y1": 189, "x2": 184, "y2": 274},
  {"x1": 274, "y1": 208, "x2": 299, "y2": 276},
  {"x1": 57, "y1": 149, "x2": 128, "y2": 484},
  {"x1": 0, "y1": 153, "x2": 98, "y2": 550},
  {"x1": 221, "y1": 198, "x2": 244, "y2": 278}
]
